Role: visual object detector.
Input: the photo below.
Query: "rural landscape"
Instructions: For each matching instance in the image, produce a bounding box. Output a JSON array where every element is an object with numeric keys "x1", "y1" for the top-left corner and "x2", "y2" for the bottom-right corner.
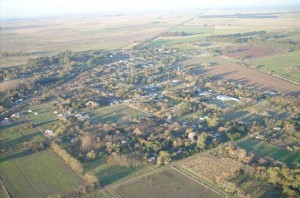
[{"x1": 0, "y1": 0, "x2": 300, "y2": 198}]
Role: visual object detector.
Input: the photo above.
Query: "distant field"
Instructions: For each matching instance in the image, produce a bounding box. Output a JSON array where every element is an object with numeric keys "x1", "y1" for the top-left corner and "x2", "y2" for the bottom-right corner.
[
  {"x1": 237, "y1": 138, "x2": 300, "y2": 167},
  {"x1": 87, "y1": 104, "x2": 144, "y2": 124},
  {"x1": 180, "y1": 56, "x2": 300, "y2": 93},
  {"x1": 115, "y1": 169, "x2": 221, "y2": 198},
  {"x1": 249, "y1": 51, "x2": 300, "y2": 81},
  {"x1": 225, "y1": 46, "x2": 279, "y2": 59},
  {"x1": 0, "y1": 150, "x2": 86, "y2": 198},
  {"x1": 0, "y1": 12, "x2": 193, "y2": 67}
]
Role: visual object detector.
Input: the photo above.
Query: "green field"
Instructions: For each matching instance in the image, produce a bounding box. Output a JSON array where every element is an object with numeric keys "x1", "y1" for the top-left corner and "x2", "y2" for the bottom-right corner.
[
  {"x1": 0, "y1": 150, "x2": 86, "y2": 198},
  {"x1": 147, "y1": 35, "x2": 205, "y2": 48},
  {"x1": 23, "y1": 102, "x2": 57, "y2": 124},
  {"x1": 115, "y1": 169, "x2": 221, "y2": 198},
  {"x1": 85, "y1": 158, "x2": 150, "y2": 187},
  {"x1": 87, "y1": 104, "x2": 144, "y2": 124},
  {"x1": 249, "y1": 51, "x2": 300, "y2": 81},
  {"x1": 237, "y1": 138, "x2": 300, "y2": 167},
  {"x1": 0, "y1": 122, "x2": 45, "y2": 159}
]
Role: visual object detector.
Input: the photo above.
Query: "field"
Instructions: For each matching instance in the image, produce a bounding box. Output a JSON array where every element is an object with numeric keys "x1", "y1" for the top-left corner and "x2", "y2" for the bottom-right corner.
[
  {"x1": 84, "y1": 158, "x2": 152, "y2": 187},
  {"x1": 180, "y1": 155, "x2": 243, "y2": 183},
  {"x1": 180, "y1": 56, "x2": 300, "y2": 93},
  {"x1": 0, "y1": 12, "x2": 197, "y2": 68},
  {"x1": 225, "y1": 46, "x2": 279, "y2": 59},
  {"x1": 249, "y1": 51, "x2": 300, "y2": 81},
  {"x1": 87, "y1": 104, "x2": 144, "y2": 125},
  {"x1": 237, "y1": 138, "x2": 300, "y2": 167},
  {"x1": 0, "y1": 150, "x2": 86, "y2": 198},
  {"x1": 115, "y1": 169, "x2": 221, "y2": 198},
  {"x1": 0, "y1": 122, "x2": 45, "y2": 159}
]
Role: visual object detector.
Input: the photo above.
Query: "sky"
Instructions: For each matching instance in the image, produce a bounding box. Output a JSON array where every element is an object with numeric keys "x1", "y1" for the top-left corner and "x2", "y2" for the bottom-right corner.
[{"x1": 1, "y1": 0, "x2": 299, "y2": 19}]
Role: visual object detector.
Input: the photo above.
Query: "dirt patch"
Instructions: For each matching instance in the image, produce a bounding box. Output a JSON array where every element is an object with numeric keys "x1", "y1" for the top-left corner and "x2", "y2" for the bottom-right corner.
[{"x1": 225, "y1": 46, "x2": 279, "y2": 59}]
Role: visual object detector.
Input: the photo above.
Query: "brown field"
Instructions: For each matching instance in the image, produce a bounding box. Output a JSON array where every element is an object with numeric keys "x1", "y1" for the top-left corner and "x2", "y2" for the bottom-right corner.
[
  {"x1": 0, "y1": 12, "x2": 196, "y2": 67},
  {"x1": 180, "y1": 155, "x2": 243, "y2": 183},
  {"x1": 225, "y1": 46, "x2": 279, "y2": 59},
  {"x1": 183, "y1": 56, "x2": 300, "y2": 93}
]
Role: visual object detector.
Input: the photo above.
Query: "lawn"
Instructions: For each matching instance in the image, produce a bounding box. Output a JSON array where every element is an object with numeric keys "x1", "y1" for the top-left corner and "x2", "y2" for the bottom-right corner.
[
  {"x1": 87, "y1": 104, "x2": 144, "y2": 125},
  {"x1": 249, "y1": 51, "x2": 300, "y2": 81},
  {"x1": 115, "y1": 169, "x2": 222, "y2": 198},
  {"x1": 237, "y1": 138, "x2": 300, "y2": 167},
  {"x1": 0, "y1": 150, "x2": 86, "y2": 198}
]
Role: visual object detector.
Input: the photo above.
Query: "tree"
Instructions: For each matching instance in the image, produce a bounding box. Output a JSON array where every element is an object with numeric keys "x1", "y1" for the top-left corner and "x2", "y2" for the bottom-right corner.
[
  {"x1": 86, "y1": 150, "x2": 96, "y2": 159},
  {"x1": 157, "y1": 151, "x2": 171, "y2": 165},
  {"x1": 197, "y1": 133, "x2": 207, "y2": 149}
]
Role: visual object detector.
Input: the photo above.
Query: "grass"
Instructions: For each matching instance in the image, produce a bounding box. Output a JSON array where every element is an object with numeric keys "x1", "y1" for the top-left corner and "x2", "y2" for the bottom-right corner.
[
  {"x1": 87, "y1": 104, "x2": 144, "y2": 125},
  {"x1": 115, "y1": 169, "x2": 222, "y2": 198},
  {"x1": 249, "y1": 51, "x2": 300, "y2": 81},
  {"x1": 0, "y1": 150, "x2": 86, "y2": 198},
  {"x1": 146, "y1": 34, "x2": 205, "y2": 48},
  {"x1": 237, "y1": 138, "x2": 300, "y2": 167},
  {"x1": 0, "y1": 122, "x2": 45, "y2": 158},
  {"x1": 23, "y1": 102, "x2": 58, "y2": 124}
]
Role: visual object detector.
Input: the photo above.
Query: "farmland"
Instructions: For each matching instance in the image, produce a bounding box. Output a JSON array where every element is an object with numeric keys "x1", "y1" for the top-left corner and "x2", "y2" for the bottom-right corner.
[
  {"x1": 0, "y1": 150, "x2": 86, "y2": 198},
  {"x1": 180, "y1": 155, "x2": 243, "y2": 183},
  {"x1": 115, "y1": 169, "x2": 222, "y2": 198},
  {"x1": 224, "y1": 46, "x2": 279, "y2": 59},
  {"x1": 237, "y1": 138, "x2": 300, "y2": 167},
  {"x1": 180, "y1": 56, "x2": 300, "y2": 93},
  {"x1": 0, "y1": 122, "x2": 45, "y2": 159},
  {"x1": 249, "y1": 51, "x2": 300, "y2": 81}
]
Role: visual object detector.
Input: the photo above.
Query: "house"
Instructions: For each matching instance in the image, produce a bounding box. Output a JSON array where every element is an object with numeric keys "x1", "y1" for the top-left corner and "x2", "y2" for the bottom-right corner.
[
  {"x1": 11, "y1": 113, "x2": 20, "y2": 118},
  {"x1": 34, "y1": 112, "x2": 39, "y2": 115},
  {"x1": 45, "y1": 129, "x2": 56, "y2": 136},
  {"x1": 53, "y1": 111, "x2": 58, "y2": 114},
  {"x1": 148, "y1": 157, "x2": 156, "y2": 162},
  {"x1": 274, "y1": 127, "x2": 281, "y2": 131},
  {"x1": 216, "y1": 95, "x2": 239, "y2": 102},
  {"x1": 28, "y1": 110, "x2": 32, "y2": 113}
]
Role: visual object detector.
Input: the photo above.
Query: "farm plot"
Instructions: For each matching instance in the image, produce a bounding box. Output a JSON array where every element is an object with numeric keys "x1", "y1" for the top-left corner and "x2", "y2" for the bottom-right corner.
[
  {"x1": 22, "y1": 103, "x2": 58, "y2": 124},
  {"x1": 229, "y1": 174, "x2": 280, "y2": 197},
  {"x1": 225, "y1": 46, "x2": 278, "y2": 60},
  {"x1": 0, "y1": 150, "x2": 86, "y2": 198},
  {"x1": 237, "y1": 138, "x2": 300, "y2": 167},
  {"x1": 87, "y1": 104, "x2": 144, "y2": 125},
  {"x1": 85, "y1": 160, "x2": 149, "y2": 187},
  {"x1": 180, "y1": 56, "x2": 300, "y2": 93},
  {"x1": 115, "y1": 169, "x2": 221, "y2": 198},
  {"x1": 0, "y1": 122, "x2": 45, "y2": 158},
  {"x1": 249, "y1": 51, "x2": 300, "y2": 81},
  {"x1": 180, "y1": 155, "x2": 243, "y2": 183}
]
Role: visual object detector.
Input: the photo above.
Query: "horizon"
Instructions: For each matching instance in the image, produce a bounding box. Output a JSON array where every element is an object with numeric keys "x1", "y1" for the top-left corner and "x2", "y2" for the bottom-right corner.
[{"x1": 1, "y1": 0, "x2": 300, "y2": 20}]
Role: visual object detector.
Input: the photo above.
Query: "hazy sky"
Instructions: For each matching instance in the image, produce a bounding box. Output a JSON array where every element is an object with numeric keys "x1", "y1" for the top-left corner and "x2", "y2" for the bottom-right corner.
[{"x1": 1, "y1": 0, "x2": 299, "y2": 19}]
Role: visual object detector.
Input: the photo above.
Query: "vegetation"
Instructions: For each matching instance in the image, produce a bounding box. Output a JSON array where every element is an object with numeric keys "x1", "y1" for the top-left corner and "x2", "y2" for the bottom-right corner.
[{"x1": 0, "y1": 150, "x2": 86, "y2": 198}]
